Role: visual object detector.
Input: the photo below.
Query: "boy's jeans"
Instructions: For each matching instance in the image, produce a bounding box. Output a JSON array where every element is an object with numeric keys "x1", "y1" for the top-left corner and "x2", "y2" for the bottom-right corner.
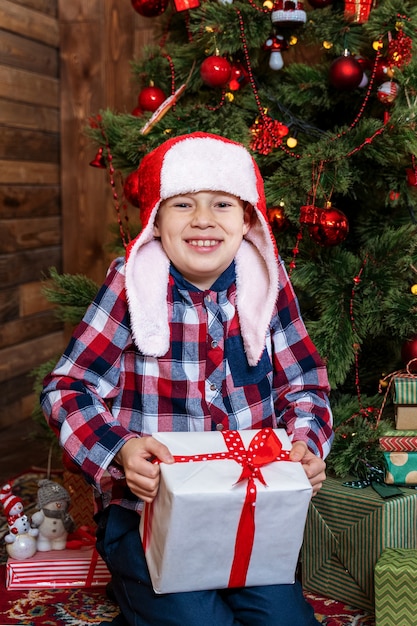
[{"x1": 96, "y1": 505, "x2": 320, "y2": 626}]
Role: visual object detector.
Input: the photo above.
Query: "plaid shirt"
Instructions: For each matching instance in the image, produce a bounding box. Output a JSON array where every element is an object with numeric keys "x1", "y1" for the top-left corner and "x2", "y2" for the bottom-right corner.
[{"x1": 41, "y1": 256, "x2": 333, "y2": 513}]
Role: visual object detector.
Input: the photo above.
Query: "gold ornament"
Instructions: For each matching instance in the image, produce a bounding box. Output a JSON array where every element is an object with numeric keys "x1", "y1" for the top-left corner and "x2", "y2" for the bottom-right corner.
[
  {"x1": 373, "y1": 40, "x2": 384, "y2": 51},
  {"x1": 225, "y1": 92, "x2": 234, "y2": 102},
  {"x1": 286, "y1": 137, "x2": 298, "y2": 148},
  {"x1": 411, "y1": 284, "x2": 417, "y2": 295},
  {"x1": 323, "y1": 41, "x2": 333, "y2": 50},
  {"x1": 289, "y1": 36, "x2": 298, "y2": 46},
  {"x1": 263, "y1": 0, "x2": 274, "y2": 8}
]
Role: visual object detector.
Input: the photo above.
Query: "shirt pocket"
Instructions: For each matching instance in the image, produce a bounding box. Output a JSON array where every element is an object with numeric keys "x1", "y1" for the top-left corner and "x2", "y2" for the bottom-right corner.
[{"x1": 226, "y1": 334, "x2": 272, "y2": 387}]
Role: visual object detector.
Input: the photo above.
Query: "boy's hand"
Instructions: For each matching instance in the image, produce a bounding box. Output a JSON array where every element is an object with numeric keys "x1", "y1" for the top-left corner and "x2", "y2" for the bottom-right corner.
[
  {"x1": 115, "y1": 437, "x2": 174, "y2": 503},
  {"x1": 289, "y1": 441, "x2": 326, "y2": 497}
]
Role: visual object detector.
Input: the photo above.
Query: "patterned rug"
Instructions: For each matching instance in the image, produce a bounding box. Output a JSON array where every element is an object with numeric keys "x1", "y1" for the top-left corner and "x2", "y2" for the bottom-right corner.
[{"x1": 0, "y1": 470, "x2": 375, "y2": 625}]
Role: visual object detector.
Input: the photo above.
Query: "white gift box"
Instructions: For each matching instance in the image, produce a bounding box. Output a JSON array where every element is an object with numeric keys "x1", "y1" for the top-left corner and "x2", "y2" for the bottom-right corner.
[
  {"x1": 139, "y1": 428, "x2": 312, "y2": 594},
  {"x1": 6, "y1": 547, "x2": 111, "y2": 590}
]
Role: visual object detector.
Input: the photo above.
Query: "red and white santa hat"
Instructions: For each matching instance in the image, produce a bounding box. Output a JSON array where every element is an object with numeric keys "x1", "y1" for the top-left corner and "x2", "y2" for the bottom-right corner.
[
  {"x1": 125, "y1": 132, "x2": 280, "y2": 366},
  {"x1": 0, "y1": 483, "x2": 23, "y2": 517}
]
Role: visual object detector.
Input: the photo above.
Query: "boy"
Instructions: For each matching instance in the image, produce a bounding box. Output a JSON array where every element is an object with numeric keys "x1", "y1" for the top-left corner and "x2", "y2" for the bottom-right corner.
[{"x1": 41, "y1": 132, "x2": 333, "y2": 626}]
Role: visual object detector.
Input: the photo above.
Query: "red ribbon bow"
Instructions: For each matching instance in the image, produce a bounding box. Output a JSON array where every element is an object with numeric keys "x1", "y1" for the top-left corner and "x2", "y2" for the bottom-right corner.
[
  {"x1": 66, "y1": 525, "x2": 99, "y2": 587},
  {"x1": 143, "y1": 428, "x2": 290, "y2": 588}
]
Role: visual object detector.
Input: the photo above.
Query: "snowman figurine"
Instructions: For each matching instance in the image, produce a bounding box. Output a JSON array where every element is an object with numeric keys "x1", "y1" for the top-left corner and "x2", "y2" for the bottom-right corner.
[
  {"x1": 31, "y1": 480, "x2": 75, "y2": 551},
  {"x1": 5, "y1": 513, "x2": 38, "y2": 560},
  {"x1": 1, "y1": 483, "x2": 38, "y2": 560},
  {"x1": 0, "y1": 483, "x2": 24, "y2": 519}
]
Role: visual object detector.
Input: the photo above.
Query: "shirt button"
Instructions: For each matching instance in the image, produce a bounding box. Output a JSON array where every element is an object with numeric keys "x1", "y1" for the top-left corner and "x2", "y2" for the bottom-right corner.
[
  {"x1": 216, "y1": 424, "x2": 224, "y2": 431},
  {"x1": 211, "y1": 340, "x2": 218, "y2": 348},
  {"x1": 210, "y1": 383, "x2": 216, "y2": 391},
  {"x1": 205, "y1": 295, "x2": 211, "y2": 303}
]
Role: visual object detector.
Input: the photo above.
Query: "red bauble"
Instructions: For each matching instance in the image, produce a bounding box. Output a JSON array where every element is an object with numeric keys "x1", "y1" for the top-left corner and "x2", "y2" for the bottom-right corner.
[
  {"x1": 300, "y1": 204, "x2": 349, "y2": 246},
  {"x1": 200, "y1": 56, "x2": 232, "y2": 88},
  {"x1": 131, "y1": 0, "x2": 169, "y2": 17},
  {"x1": 267, "y1": 206, "x2": 290, "y2": 233},
  {"x1": 131, "y1": 106, "x2": 144, "y2": 117},
  {"x1": 228, "y1": 61, "x2": 250, "y2": 91},
  {"x1": 377, "y1": 81, "x2": 399, "y2": 105},
  {"x1": 123, "y1": 170, "x2": 140, "y2": 207},
  {"x1": 172, "y1": 0, "x2": 200, "y2": 10},
  {"x1": 138, "y1": 86, "x2": 166, "y2": 112},
  {"x1": 308, "y1": 0, "x2": 332, "y2": 7},
  {"x1": 329, "y1": 55, "x2": 363, "y2": 90},
  {"x1": 401, "y1": 336, "x2": 417, "y2": 369},
  {"x1": 406, "y1": 167, "x2": 417, "y2": 187}
]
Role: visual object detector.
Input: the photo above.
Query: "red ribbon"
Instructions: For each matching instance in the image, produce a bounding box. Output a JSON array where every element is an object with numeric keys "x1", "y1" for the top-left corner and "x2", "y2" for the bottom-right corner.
[
  {"x1": 143, "y1": 428, "x2": 290, "y2": 587},
  {"x1": 66, "y1": 525, "x2": 96, "y2": 550},
  {"x1": 66, "y1": 525, "x2": 99, "y2": 587}
]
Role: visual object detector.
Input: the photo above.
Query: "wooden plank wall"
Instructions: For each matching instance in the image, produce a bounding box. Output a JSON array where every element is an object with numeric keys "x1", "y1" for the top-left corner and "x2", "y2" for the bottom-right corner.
[
  {"x1": 0, "y1": 0, "x2": 62, "y2": 428},
  {"x1": 0, "y1": 0, "x2": 155, "y2": 428},
  {"x1": 59, "y1": 1, "x2": 157, "y2": 282}
]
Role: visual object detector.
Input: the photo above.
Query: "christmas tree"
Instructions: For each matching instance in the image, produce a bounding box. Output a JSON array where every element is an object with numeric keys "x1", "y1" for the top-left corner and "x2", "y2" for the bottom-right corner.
[{"x1": 80, "y1": 0, "x2": 417, "y2": 478}]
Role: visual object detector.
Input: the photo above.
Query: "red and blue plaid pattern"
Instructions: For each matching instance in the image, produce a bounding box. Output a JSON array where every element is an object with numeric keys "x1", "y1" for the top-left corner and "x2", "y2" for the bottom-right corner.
[{"x1": 41, "y1": 257, "x2": 333, "y2": 513}]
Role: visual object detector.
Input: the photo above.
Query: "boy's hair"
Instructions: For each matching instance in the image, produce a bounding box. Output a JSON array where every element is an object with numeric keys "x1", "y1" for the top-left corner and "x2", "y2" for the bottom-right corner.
[{"x1": 124, "y1": 132, "x2": 280, "y2": 366}]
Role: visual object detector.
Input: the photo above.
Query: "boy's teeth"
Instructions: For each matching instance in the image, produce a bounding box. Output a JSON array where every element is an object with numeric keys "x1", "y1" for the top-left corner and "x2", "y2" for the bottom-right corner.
[{"x1": 190, "y1": 240, "x2": 217, "y2": 247}]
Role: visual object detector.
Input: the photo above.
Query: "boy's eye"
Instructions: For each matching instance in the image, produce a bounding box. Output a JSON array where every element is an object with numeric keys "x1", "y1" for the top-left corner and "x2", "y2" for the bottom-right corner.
[
  {"x1": 173, "y1": 202, "x2": 191, "y2": 208},
  {"x1": 214, "y1": 200, "x2": 235, "y2": 209}
]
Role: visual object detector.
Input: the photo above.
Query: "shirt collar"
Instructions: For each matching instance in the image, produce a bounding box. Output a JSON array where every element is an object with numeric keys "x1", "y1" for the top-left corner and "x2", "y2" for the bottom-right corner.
[{"x1": 170, "y1": 261, "x2": 236, "y2": 293}]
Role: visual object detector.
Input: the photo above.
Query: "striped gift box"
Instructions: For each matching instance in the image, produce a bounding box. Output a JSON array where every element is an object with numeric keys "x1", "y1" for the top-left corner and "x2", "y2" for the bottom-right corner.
[
  {"x1": 375, "y1": 548, "x2": 417, "y2": 626},
  {"x1": 6, "y1": 547, "x2": 111, "y2": 590},
  {"x1": 380, "y1": 429, "x2": 417, "y2": 452},
  {"x1": 393, "y1": 376, "x2": 417, "y2": 404},
  {"x1": 391, "y1": 376, "x2": 417, "y2": 429},
  {"x1": 301, "y1": 477, "x2": 417, "y2": 612}
]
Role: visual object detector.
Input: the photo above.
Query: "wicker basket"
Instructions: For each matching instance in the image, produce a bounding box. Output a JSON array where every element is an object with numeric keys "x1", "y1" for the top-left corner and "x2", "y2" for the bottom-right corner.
[{"x1": 62, "y1": 470, "x2": 96, "y2": 528}]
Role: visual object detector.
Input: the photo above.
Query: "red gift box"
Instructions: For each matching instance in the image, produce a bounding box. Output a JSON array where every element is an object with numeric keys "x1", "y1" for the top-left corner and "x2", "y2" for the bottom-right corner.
[
  {"x1": 344, "y1": 0, "x2": 375, "y2": 23},
  {"x1": 380, "y1": 429, "x2": 417, "y2": 452},
  {"x1": 6, "y1": 547, "x2": 110, "y2": 590}
]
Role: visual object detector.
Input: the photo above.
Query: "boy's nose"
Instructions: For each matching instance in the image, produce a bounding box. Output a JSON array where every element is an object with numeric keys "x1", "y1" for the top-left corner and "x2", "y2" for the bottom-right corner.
[{"x1": 191, "y1": 204, "x2": 214, "y2": 226}]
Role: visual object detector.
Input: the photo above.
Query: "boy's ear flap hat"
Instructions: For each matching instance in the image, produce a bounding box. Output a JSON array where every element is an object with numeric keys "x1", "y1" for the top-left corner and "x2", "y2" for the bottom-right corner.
[{"x1": 125, "y1": 132, "x2": 279, "y2": 366}]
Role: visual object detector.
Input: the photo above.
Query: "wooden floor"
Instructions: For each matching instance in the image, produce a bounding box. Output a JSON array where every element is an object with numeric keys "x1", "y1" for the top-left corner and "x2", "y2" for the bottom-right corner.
[{"x1": 0, "y1": 419, "x2": 63, "y2": 484}]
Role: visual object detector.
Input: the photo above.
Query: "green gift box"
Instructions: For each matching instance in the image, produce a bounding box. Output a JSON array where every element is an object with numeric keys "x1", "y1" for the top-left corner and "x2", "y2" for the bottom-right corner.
[
  {"x1": 393, "y1": 376, "x2": 417, "y2": 429},
  {"x1": 375, "y1": 548, "x2": 417, "y2": 626},
  {"x1": 394, "y1": 376, "x2": 417, "y2": 404},
  {"x1": 301, "y1": 477, "x2": 417, "y2": 613},
  {"x1": 383, "y1": 451, "x2": 417, "y2": 485}
]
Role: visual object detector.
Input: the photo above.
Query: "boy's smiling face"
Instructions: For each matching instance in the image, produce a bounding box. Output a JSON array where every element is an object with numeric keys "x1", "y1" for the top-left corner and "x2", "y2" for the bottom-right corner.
[{"x1": 153, "y1": 191, "x2": 251, "y2": 290}]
